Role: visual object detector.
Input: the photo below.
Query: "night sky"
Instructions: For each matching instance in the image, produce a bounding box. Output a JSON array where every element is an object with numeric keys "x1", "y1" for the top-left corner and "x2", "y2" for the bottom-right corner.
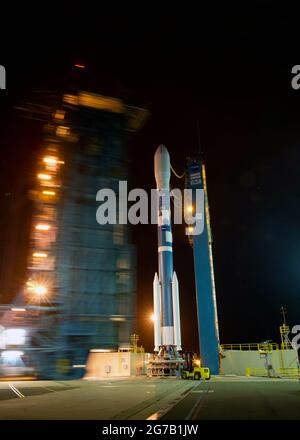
[{"x1": 1, "y1": 5, "x2": 300, "y2": 352}]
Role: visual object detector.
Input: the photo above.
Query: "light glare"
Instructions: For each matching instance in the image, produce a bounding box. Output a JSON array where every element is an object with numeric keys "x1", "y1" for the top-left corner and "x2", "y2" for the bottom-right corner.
[
  {"x1": 4, "y1": 329, "x2": 26, "y2": 345},
  {"x1": 42, "y1": 190, "x2": 56, "y2": 196},
  {"x1": 37, "y1": 173, "x2": 51, "y2": 180},
  {"x1": 35, "y1": 224, "x2": 50, "y2": 231},
  {"x1": 34, "y1": 285, "x2": 47, "y2": 295}
]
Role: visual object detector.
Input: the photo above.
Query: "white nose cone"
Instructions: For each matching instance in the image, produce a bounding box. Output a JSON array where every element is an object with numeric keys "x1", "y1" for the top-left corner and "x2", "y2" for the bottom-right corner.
[{"x1": 154, "y1": 144, "x2": 171, "y2": 189}]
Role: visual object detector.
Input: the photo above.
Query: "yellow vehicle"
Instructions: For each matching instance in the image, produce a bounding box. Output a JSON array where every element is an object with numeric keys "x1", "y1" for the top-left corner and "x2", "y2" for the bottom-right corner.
[
  {"x1": 181, "y1": 352, "x2": 211, "y2": 380},
  {"x1": 181, "y1": 366, "x2": 211, "y2": 380}
]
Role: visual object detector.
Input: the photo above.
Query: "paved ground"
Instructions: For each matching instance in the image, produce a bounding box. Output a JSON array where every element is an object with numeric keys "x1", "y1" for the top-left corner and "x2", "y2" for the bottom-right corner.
[
  {"x1": 0, "y1": 377, "x2": 195, "y2": 420},
  {"x1": 161, "y1": 375, "x2": 300, "y2": 420},
  {"x1": 0, "y1": 375, "x2": 300, "y2": 420}
]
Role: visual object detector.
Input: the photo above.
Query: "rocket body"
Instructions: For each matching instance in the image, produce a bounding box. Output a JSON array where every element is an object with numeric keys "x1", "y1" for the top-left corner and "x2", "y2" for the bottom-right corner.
[{"x1": 153, "y1": 145, "x2": 181, "y2": 352}]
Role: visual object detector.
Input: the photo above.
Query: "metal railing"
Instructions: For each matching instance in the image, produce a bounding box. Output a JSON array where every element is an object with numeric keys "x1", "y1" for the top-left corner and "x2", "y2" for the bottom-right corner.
[
  {"x1": 221, "y1": 343, "x2": 280, "y2": 352},
  {"x1": 246, "y1": 367, "x2": 300, "y2": 378},
  {"x1": 277, "y1": 368, "x2": 300, "y2": 377}
]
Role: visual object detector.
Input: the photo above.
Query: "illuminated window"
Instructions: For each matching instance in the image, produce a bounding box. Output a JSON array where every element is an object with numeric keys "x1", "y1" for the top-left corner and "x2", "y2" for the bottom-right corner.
[
  {"x1": 56, "y1": 126, "x2": 69, "y2": 137},
  {"x1": 43, "y1": 156, "x2": 57, "y2": 165},
  {"x1": 3, "y1": 329, "x2": 26, "y2": 346},
  {"x1": 35, "y1": 224, "x2": 51, "y2": 231},
  {"x1": 42, "y1": 190, "x2": 56, "y2": 196},
  {"x1": 33, "y1": 252, "x2": 48, "y2": 258},
  {"x1": 37, "y1": 173, "x2": 52, "y2": 180},
  {"x1": 117, "y1": 258, "x2": 130, "y2": 269},
  {"x1": 54, "y1": 110, "x2": 65, "y2": 120},
  {"x1": 43, "y1": 156, "x2": 64, "y2": 166}
]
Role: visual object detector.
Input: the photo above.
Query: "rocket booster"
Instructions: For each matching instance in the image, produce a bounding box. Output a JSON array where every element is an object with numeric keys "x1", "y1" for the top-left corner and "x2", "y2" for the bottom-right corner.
[{"x1": 153, "y1": 145, "x2": 181, "y2": 352}]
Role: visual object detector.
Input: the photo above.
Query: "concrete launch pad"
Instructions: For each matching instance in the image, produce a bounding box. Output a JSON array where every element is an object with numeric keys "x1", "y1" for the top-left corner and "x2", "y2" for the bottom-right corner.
[
  {"x1": 1, "y1": 376, "x2": 300, "y2": 420},
  {"x1": 0, "y1": 377, "x2": 194, "y2": 420}
]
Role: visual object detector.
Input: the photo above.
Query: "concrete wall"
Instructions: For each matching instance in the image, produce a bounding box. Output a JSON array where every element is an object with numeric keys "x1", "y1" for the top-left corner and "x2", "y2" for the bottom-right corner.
[
  {"x1": 84, "y1": 351, "x2": 146, "y2": 379},
  {"x1": 220, "y1": 349, "x2": 299, "y2": 376}
]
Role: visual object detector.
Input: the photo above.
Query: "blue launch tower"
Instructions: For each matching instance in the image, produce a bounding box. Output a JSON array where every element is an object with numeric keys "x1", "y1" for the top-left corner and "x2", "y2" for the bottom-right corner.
[{"x1": 186, "y1": 157, "x2": 220, "y2": 375}]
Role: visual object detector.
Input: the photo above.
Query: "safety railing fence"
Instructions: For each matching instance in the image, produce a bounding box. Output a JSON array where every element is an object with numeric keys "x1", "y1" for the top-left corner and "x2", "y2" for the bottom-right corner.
[
  {"x1": 245, "y1": 367, "x2": 300, "y2": 378},
  {"x1": 221, "y1": 343, "x2": 280, "y2": 352}
]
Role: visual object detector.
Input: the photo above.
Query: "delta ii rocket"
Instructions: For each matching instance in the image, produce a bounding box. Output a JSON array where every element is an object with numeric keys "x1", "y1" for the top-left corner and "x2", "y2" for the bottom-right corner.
[{"x1": 153, "y1": 145, "x2": 182, "y2": 353}]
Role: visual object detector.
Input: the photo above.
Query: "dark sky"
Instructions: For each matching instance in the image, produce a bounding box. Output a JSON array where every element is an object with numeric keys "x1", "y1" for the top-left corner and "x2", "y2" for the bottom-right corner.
[{"x1": 1, "y1": 4, "x2": 300, "y2": 352}]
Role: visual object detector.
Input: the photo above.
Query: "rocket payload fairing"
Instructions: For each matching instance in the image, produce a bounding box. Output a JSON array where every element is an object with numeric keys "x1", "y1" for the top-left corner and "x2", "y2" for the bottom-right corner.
[{"x1": 153, "y1": 145, "x2": 182, "y2": 353}]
